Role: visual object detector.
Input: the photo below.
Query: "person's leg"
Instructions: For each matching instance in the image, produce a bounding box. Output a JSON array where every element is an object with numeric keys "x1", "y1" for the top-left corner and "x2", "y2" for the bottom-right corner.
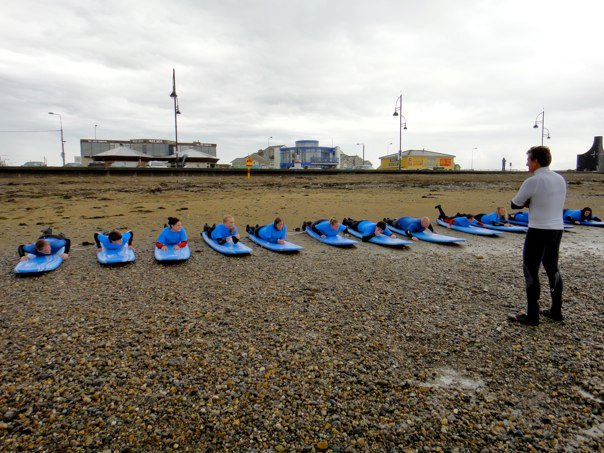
[
  {"x1": 349, "y1": 220, "x2": 361, "y2": 231},
  {"x1": 542, "y1": 230, "x2": 563, "y2": 318},
  {"x1": 435, "y1": 205, "x2": 447, "y2": 219},
  {"x1": 522, "y1": 228, "x2": 547, "y2": 323}
]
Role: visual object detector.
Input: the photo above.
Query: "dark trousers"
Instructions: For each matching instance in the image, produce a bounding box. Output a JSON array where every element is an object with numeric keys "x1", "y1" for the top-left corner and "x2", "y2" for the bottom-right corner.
[{"x1": 523, "y1": 228, "x2": 563, "y2": 321}]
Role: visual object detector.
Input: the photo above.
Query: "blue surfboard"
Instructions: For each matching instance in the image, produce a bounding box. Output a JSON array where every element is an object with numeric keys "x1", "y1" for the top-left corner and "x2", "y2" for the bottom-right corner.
[
  {"x1": 305, "y1": 226, "x2": 357, "y2": 247},
  {"x1": 98, "y1": 245, "x2": 136, "y2": 265},
  {"x1": 247, "y1": 233, "x2": 303, "y2": 253},
  {"x1": 14, "y1": 247, "x2": 65, "y2": 275},
  {"x1": 436, "y1": 219, "x2": 501, "y2": 236},
  {"x1": 388, "y1": 225, "x2": 465, "y2": 243},
  {"x1": 564, "y1": 219, "x2": 604, "y2": 228},
  {"x1": 474, "y1": 222, "x2": 528, "y2": 233},
  {"x1": 154, "y1": 244, "x2": 191, "y2": 262},
  {"x1": 202, "y1": 231, "x2": 252, "y2": 255},
  {"x1": 509, "y1": 218, "x2": 574, "y2": 229},
  {"x1": 346, "y1": 227, "x2": 412, "y2": 246}
]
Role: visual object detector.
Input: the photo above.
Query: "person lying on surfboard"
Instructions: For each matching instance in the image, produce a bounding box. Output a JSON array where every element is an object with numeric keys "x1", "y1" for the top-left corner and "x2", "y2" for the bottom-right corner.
[
  {"x1": 508, "y1": 211, "x2": 529, "y2": 223},
  {"x1": 95, "y1": 229, "x2": 134, "y2": 254},
  {"x1": 474, "y1": 207, "x2": 509, "y2": 226},
  {"x1": 342, "y1": 218, "x2": 396, "y2": 242},
  {"x1": 18, "y1": 232, "x2": 71, "y2": 261},
  {"x1": 563, "y1": 207, "x2": 601, "y2": 224},
  {"x1": 204, "y1": 215, "x2": 241, "y2": 244},
  {"x1": 435, "y1": 205, "x2": 477, "y2": 228},
  {"x1": 384, "y1": 216, "x2": 434, "y2": 241},
  {"x1": 302, "y1": 218, "x2": 345, "y2": 238},
  {"x1": 156, "y1": 217, "x2": 188, "y2": 251},
  {"x1": 246, "y1": 216, "x2": 287, "y2": 244}
]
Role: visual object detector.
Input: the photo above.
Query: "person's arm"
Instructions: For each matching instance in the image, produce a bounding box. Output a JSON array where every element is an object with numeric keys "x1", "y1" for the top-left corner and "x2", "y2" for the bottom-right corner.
[
  {"x1": 405, "y1": 230, "x2": 413, "y2": 239},
  {"x1": 362, "y1": 233, "x2": 376, "y2": 242},
  {"x1": 62, "y1": 239, "x2": 71, "y2": 254},
  {"x1": 593, "y1": 216, "x2": 602, "y2": 221},
  {"x1": 94, "y1": 233, "x2": 102, "y2": 249},
  {"x1": 511, "y1": 179, "x2": 534, "y2": 210},
  {"x1": 427, "y1": 224, "x2": 434, "y2": 232}
]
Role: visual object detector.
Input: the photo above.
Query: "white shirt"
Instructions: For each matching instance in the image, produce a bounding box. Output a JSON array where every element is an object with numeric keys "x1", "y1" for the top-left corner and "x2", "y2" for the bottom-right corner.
[{"x1": 512, "y1": 167, "x2": 566, "y2": 229}]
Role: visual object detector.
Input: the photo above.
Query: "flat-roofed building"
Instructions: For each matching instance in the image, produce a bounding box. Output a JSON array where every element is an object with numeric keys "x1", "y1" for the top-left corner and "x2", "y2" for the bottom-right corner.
[
  {"x1": 378, "y1": 149, "x2": 456, "y2": 170},
  {"x1": 80, "y1": 138, "x2": 217, "y2": 165}
]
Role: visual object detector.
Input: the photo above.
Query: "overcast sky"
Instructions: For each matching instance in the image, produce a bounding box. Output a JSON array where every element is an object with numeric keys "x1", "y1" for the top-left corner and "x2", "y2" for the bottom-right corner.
[{"x1": 1, "y1": 0, "x2": 603, "y2": 169}]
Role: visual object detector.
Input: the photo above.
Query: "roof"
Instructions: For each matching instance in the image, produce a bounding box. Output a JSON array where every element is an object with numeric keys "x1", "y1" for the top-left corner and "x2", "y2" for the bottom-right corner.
[
  {"x1": 93, "y1": 146, "x2": 151, "y2": 160},
  {"x1": 231, "y1": 153, "x2": 271, "y2": 166},
  {"x1": 168, "y1": 148, "x2": 219, "y2": 162},
  {"x1": 379, "y1": 149, "x2": 456, "y2": 159}
]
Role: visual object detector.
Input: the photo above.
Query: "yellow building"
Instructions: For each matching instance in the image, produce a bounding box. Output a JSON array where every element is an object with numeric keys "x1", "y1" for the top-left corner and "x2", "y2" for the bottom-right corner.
[{"x1": 378, "y1": 149, "x2": 456, "y2": 170}]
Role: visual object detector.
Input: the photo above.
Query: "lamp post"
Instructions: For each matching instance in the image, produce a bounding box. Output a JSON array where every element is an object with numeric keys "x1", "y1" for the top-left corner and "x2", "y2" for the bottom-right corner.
[
  {"x1": 268, "y1": 136, "x2": 272, "y2": 148},
  {"x1": 355, "y1": 142, "x2": 365, "y2": 166},
  {"x1": 169, "y1": 68, "x2": 181, "y2": 166},
  {"x1": 392, "y1": 94, "x2": 407, "y2": 171},
  {"x1": 471, "y1": 147, "x2": 477, "y2": 171},
  {"x1": 48, "y1": 112, "x2": 65, "y2": 166},
  {"x1": 533, "y1": 109, "x2": 549, "y2": 146},
  {"x1": 94, "y1": 124, "x2": 98, "y2": 140}
]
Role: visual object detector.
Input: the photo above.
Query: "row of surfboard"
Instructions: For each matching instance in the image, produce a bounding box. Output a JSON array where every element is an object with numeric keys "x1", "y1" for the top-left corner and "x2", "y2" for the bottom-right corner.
[
  {"x1": 13, "y1": 216, "x2": 602, "y2": 274},
  {"x1": 10, "y1": 219, "x2": 519, "y2": 274}
]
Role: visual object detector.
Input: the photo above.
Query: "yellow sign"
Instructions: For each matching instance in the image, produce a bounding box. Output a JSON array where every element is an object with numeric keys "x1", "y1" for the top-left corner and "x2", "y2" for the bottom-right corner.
[{"x1": 246, "y1": 158, "x2": 253, "y2": 167}]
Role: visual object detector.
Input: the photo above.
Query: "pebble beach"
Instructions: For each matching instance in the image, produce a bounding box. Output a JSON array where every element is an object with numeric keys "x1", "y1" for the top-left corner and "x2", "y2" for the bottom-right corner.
[{"x1": 1, "y1": 171, "x2": 603, "y2": 451}]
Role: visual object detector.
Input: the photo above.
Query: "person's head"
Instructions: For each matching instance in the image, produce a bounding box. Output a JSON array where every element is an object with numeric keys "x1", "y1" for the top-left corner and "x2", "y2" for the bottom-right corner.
[
  {"x1": 273, "y1": 216, "x2": 284, "y2": 230},
  {"x1": 35, "y1": 239, "x2": 51, "y2": 254},
  {"x1": 526, "y1": 146, "x2": 551, "y2": 172},
  {"x1": 223, "y1": 215, "x2": 235, "y2": 229},
  {"x1": 329, "y1": 217, "x2": 340, "y2": 230},
  {"x1": 108, "y1": 230, "x2": 123, "y2": 243},
  {"x1": 581, "y1": 207, "x2": 593, "y2": 220},
  {"x1": 420, "y1": 216, "x2": 431, "y2": 228},
  {"x1": 465, "y1": 214, "x2": 475, "y2": 222},
  {"x1": 376, "y1": 220, "x2": 387, "y2": 233},
  {"x1": 496, "y1": 207, "x2": 507, "y2": 217},
  {"x1": 168, "y1": 217, "x2": 182, "y2": 232}
]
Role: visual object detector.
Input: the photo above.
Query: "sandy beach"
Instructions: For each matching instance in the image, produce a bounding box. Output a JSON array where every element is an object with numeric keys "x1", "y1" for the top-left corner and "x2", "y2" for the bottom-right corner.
[{"x1": 1, "y1": 171, "x2": 603, "y2": 450}]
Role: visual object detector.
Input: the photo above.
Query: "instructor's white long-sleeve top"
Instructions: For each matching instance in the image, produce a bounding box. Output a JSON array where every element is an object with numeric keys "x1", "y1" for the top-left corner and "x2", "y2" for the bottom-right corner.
[{"x1": 512, "y1": 167, "x2": 566, "y2": 230}]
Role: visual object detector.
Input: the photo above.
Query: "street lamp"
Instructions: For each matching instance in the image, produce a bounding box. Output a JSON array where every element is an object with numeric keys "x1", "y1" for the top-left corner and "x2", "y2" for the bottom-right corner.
[
  {"x1": 392, "y1": 94, "x2": 407, "y2": 171},
  {"x1": 355, "y1": 142, "x2": 365, "y2": 166},
  {"x1": 48, "y1": 112, "x2": 65, "y2": 166},
  {"x1": 94, "y1": 124, "x2": 98, "y2": 140},
  {"x1": 268, "y1": 136, "x2": 273, "y2": 148},
  {"x1": 169, "y1": 68, "x2": 181, "y2": 166},
  {"x1": 471, "y1": 147, "x2": 477, "y2": 171},
  {"x1": 533, "y1": 109, "x2": 548, "y2": 146}
]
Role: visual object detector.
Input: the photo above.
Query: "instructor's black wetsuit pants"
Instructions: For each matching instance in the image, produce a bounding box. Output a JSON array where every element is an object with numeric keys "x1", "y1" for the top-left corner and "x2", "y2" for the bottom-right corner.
[{"x1": 523, "y1": 228, "x2": 563, "y2": 321}]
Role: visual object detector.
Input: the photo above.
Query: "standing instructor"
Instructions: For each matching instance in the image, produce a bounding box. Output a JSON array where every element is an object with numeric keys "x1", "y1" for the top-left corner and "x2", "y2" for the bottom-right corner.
[{"x1": 508, "y1": 146, "x2": 566, "y2": 326}]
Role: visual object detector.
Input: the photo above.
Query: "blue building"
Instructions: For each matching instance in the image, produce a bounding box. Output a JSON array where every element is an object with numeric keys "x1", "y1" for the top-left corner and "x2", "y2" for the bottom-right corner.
[{"x1": 279, "y1": 140, "x2": 340, "y2": 169}]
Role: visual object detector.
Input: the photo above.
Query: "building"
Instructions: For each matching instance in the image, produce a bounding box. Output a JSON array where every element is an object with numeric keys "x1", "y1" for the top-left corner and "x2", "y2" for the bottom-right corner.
[
  {"x1": 231, "y1": 153, "x2": 272, "y2": 168},
  {"x1": 577, "y1": 136, "x2": 603, "y2": 171},
  {"x1": 339, "y1": 154, "x2": 372, "y2": 169},
  {"x1": 378, "y1": 149, "x2": 456, "y2": 170},
  {"x1": 80, "y1": 138, "x2": 217, "y2": 166},
  {"x1": 279, "y1": 140, "x2": 340, "y2": 169}
]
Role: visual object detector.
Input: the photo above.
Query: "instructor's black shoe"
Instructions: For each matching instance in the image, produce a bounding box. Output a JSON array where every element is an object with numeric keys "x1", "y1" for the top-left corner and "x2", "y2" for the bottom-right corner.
[
  {"x1": 434, "y1": 204, "x2": 441, "y2": 210},
  {"x1": 507, "y1": 313, "x2": 539, "y2": 326},
  {"x1": 540, "y1": 309, "x2": 564, "y2": 322}
]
